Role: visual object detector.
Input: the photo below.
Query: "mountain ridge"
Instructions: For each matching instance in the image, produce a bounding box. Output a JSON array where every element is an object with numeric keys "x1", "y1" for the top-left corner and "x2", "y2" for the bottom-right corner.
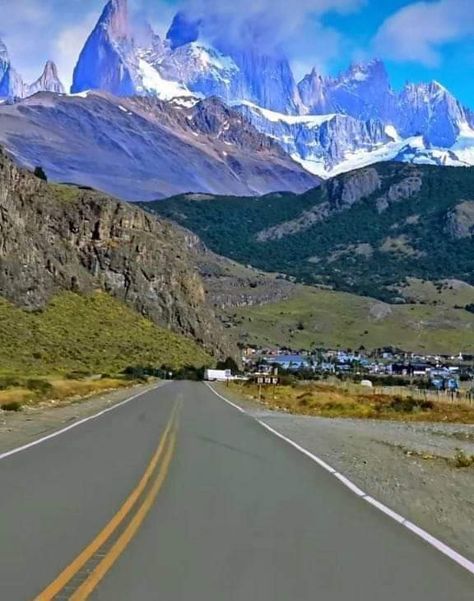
[
  {"x1": 0, "y1": 91, "x2": 317, "y2": 200},
  {"x1": 67, "y1": 0, "x2": 474, "y2": 177},
  {"x1": 141, "y1": 161, "x2": 474, "y2": 302}
]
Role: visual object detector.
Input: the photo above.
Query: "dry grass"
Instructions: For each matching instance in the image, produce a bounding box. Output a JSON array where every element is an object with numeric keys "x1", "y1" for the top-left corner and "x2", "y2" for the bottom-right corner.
[
  {"x1": 230, "y1": 381, "x2": 474, "y2": 423},
  {"x1": 0, "y1": 377, "x2": 134, "y2": 411}
]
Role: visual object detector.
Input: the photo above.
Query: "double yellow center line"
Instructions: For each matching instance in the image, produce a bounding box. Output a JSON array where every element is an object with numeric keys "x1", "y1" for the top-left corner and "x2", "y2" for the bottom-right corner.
[{"x1": 35, "y1": 401, "x2": 181, "y2": 600}]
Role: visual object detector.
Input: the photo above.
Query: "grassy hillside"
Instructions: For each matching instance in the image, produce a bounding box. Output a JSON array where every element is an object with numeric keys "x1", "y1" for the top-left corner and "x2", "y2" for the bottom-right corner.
[
  {"x1": 0, "y1": 292, "x2": 211, "y2": 375},
  {"x1": 143, "y1": 163, "x2": 474, "y2": 301},
  {"x1": 228, "y1": 285, "x2": 474, "y2": 353}
]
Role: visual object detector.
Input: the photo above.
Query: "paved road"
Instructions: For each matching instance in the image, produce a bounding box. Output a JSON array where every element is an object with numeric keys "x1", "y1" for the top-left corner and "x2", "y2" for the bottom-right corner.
[{"x1": 0, "y1": 381, "x2": 472, "y2": 600}]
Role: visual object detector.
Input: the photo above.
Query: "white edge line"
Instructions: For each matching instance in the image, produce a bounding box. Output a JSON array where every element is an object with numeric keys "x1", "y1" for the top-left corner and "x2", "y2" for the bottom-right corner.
[
  {"x1": 205, "y1": 382, "x2": 474, "y2": 576},
  {"x1": 0, "y1": 381, "x2": 172, "y2": 462}
]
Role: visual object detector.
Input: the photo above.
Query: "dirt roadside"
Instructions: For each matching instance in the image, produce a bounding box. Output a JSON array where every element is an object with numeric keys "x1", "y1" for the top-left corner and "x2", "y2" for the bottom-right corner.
[
  {"x1": 214, "y1": 383, "x2": 474, "y2": 563},
  {"x1": 0, "y1": 382, "x2": 160, "y2": 456}
]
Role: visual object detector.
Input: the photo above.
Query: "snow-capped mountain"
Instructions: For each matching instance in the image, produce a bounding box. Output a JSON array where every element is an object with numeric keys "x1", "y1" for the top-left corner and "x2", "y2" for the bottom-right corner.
[
  {"x1": 68, "y1": 0, "x2": 474, "y2": 177},
  {"x1": 236, "y1": 102, "x2": 395, "y2": 177},
  {"x1": 237, "y1": 101, "x2": 474, "y2": 178}
]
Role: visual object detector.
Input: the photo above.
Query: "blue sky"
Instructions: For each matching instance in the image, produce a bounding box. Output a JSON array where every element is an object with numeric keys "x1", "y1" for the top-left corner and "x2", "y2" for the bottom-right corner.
[{"x1": 0, "y1": 0, "x2": 472, "y2": 106}]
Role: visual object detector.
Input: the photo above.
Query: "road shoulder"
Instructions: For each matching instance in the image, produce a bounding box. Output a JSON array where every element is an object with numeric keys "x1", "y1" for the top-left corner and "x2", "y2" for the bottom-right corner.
[
  {"x1": 213, "y1": 382, "x2": 474, "y2": 563},
  {"x1": 0, "y1": 382, "x2": 159, "y2": 456}
]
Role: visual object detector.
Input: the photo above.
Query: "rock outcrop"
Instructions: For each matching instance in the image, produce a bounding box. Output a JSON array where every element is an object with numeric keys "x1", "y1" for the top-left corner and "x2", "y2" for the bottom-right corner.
[
  {"x1": 0, "y1": 148, "x2": 230, "y2": 356},
  {"x1": 445, "y1": 201, "x2": 474, "y2": 239}
]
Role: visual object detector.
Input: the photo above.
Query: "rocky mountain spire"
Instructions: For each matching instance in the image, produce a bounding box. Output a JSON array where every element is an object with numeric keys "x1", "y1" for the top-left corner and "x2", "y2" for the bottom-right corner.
[
  {"x1": 0, "y1": 38, "x2": 26, "y2": 99},
  {"x1": 71, "y1": 0, "x2": 135, "y2": 96},
  {"x1": 28, "y1": 61, "x2": 65, "y2": 95},
  {"x1": 99, "y1": 0, "x2": 129, "y2": 40}
]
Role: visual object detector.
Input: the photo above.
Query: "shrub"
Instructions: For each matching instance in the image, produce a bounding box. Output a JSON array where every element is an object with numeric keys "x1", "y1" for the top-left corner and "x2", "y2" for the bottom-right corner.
[
  {"x1": 0, "y1": 376, "x2": 21, "y2": 390},
  {"x1": 26, "y1": 379, "x2": 54, "y2": 397},
  {"x1": 453, "y1": 450, "x2": 474, "y2": 468},
  {"x1": 389, "y1": 396, "x2": 419, "y2": 413},
  {"x1": 34, "y1": 166, "x2": 48, "y2": 181},
  {"x1": 1, "y1": 401, "x2": 23, "y2": 412},
  {"x1": 65, "y1": 371, "x2": 93, "y2": 380}
]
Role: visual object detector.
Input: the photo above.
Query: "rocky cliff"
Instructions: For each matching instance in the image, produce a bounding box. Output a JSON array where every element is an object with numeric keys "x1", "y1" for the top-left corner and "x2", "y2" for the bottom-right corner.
[{"x1": 0, "y1": 149, "x2": 229, "y2": 356}]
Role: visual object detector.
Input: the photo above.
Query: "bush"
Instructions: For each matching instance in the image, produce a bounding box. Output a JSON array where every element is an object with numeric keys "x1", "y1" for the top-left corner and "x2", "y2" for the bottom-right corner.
[
  {"x1": 65, "y1": 371, "x2": 93, "y2": 380},
  {"x1": 34, "y1": 166, "x2": 48, "y2": 181},
  {"x1": 1, "y1": 401, "x2": 23, "y2": 412},
  {"x1": 0, "y1": 376, "x2": 21, "y2": 390},
  {"x1": 278, "y1": 374, "x2": 298, "y2": 386},
  {"x1": 453, "y1": 450, "x2": 474, "y2": 468},
  {"x1": 26, "y1": 379, "x2": 54, "y2": 397},
  {"x1": 389, "y1": 396, "x2": 419, "y2": 413}
]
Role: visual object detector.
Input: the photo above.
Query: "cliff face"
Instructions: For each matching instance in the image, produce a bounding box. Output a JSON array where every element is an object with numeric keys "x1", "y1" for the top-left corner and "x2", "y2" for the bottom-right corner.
[{"x1": 0, "y1": 149, "x2": 229, "y2": 356}]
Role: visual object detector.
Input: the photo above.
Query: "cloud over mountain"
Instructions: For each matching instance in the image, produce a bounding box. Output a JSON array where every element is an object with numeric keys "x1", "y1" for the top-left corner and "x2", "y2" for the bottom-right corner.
[{"x1": 374, "y1": 0, "x2": 474, "y2": 67}]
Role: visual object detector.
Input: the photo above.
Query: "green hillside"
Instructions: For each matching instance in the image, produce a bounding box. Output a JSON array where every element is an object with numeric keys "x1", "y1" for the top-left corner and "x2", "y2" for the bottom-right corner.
[
  {"x1": 227, "y1": 285, "x2": 474, "y2": 354},
  {"x1": 0, "y1": 292, "x2": 211, "y2": 375},
  {"x1": 143, "y1": 163, "x2": 474, "y2": 302}
]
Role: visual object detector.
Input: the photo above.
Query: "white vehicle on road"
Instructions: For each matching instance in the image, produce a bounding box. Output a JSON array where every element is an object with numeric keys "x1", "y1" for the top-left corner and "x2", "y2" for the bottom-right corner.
[{"x1": 204, "y1": 369, "x2": 232, "y2": 382}]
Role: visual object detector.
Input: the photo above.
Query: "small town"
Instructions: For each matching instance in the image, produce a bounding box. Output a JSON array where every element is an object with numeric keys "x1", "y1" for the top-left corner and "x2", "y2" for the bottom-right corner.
[{"x1": 205, "y1": 346, "x2": 474, "y2": 401}]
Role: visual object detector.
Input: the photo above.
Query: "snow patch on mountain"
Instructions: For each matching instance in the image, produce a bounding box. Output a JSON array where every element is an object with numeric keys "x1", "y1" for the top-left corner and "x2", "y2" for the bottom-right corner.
[{"x1": 135, "y1": 58, "x2": 194, "y2": 99}]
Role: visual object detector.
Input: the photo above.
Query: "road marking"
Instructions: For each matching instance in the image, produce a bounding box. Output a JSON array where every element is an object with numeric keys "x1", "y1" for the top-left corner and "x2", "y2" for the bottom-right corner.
[
  {"x1": 34, "y1": 400, "x2": 179, "y2": 601},
  {"x1": 0, "y1": 382, "x2": 172, "y2": 462},
  {"x1": 70, "y1": 419, "x2": 178, "y2": 600},
  {"x1": 206, "y1": 383, "x2": 474, "y2": 576}
]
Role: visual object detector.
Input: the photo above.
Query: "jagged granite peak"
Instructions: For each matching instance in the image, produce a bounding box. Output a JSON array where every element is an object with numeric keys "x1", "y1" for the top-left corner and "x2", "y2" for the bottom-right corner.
[
  {"x1": 397, "y1": 81, "x2": 469, "y2": 147},
  {"x1": 328, "y1": 59, "x2": 397, "y2": 123},
  {"x1": 166, "y1": 10, "x2": 300, "y2": 113},
  {"x1": 99, "y1": 0, "x2": 129, "y2": 38},
  {"x1": 71, "y1": 0, "x2": 136, "y2": 95},
  {"x1": 28, "y1": 61, "x2": 65, "y2": 95},
  {"x1": 237, "y1": 103, "x2": 393, "y2": 177},
  {"x1": 342, "y1": 59, "x2": 390, "y2": 86},
  {"x1": 0, "y1": 39, "x2": 25, "y2": 99},
  {"x1": 166, "y1": 11, "x2": 201, "y2": 50},
  {"x1": 298, "y1": 69, "x2": 333, "y2": 115}
]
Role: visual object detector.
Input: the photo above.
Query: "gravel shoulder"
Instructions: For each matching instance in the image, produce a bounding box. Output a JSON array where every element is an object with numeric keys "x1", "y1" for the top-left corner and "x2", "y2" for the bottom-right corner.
[
  {"x1": 214, "y1": 383, "x2": 474, "y2": 562},
  {"x1": 0, "y1": 382, "x2": 159, "y2": 456}
]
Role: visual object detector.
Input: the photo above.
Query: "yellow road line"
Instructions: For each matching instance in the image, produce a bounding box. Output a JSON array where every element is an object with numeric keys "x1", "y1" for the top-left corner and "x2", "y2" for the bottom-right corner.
[
  {"x1": 70, "y1": 421, "x2": 178, "y2": 600},
  {"x1": 34, "y1": 402, "x2": 179, "y2": 601}
]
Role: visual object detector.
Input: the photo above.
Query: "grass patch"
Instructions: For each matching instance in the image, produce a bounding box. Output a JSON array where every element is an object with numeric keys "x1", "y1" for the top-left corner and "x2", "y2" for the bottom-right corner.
[
  {"x1": 229, "y1": 381, "x2": 474, "y2": 423},
  {"x1": 0, "y1": 377, "x2": 136, "y2": 411},
  {"x1": 0, "y1": 291, "x2": 211, "y2": 375},
  {"x1": 228, "y1": 285, "x2": 474, "y2": 354}
]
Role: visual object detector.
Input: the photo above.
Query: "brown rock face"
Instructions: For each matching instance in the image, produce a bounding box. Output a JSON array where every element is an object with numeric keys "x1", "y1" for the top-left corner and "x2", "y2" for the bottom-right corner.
[{"x1": 0, "y1": 149, "x2": 229, "y2": 356}]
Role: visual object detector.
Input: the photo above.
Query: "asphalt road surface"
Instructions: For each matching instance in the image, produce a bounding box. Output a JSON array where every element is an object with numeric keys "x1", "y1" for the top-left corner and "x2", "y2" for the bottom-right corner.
[{"x1": 1, "y1": 381, "x2": 472, "y2": 600}]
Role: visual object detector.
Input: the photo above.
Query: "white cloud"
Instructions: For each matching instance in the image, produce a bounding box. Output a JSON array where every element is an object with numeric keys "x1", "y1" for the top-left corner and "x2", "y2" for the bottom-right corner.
[
  {"x1": 54, "y1": 11, "x2": 100, "y2": 90},
  {"x1": 374, "y1": 0, "x2": 474, "y2": 67}
]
